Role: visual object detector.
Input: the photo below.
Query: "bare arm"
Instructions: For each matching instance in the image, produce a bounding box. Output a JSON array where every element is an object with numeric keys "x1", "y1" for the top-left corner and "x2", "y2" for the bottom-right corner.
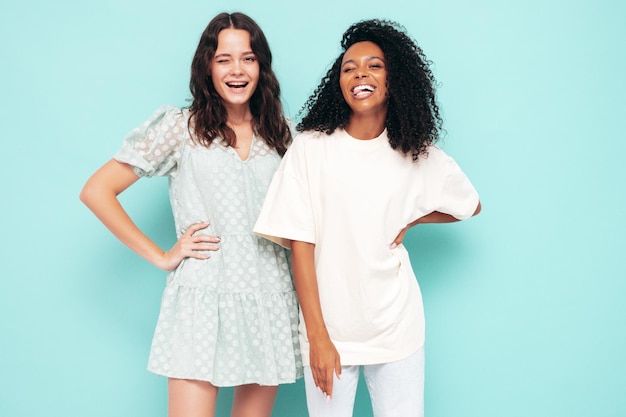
[
  {"x1": 79, "y1": 159, "x2": 220, "y2": 271},
  {"x1": 290, "y1": 240, "x2": 341, "y2": 399},
  {"x1": 392, "y1": 201, "x2": 482, "y2": 247}
]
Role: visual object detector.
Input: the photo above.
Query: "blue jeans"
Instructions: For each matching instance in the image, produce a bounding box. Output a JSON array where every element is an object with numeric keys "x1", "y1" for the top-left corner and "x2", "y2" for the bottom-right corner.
[{"x1": 304, "y1": 346, "x2": 425, "y2": 417}]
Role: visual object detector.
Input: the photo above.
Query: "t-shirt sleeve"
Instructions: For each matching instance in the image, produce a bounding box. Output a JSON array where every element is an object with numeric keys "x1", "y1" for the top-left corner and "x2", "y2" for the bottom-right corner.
[
  {"x1": 254, "y1": 136, "x2": 316, "y2": 249},
  {"x1": 113, "y1": 105, "x2": 186, "y2": 178},
  {"x1": 434, "y1": 150, "x2": 480, "y2": 220}
]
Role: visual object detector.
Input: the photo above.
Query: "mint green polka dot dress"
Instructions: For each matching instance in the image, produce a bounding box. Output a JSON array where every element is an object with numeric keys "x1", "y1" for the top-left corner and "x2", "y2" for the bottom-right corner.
[{"x1": 114, "y1": 106, "x2": 302, "y2": 386}]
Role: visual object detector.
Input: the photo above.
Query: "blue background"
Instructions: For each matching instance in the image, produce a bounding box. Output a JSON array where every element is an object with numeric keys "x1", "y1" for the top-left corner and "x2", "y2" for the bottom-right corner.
[{"x1": 1, "y1": 0, "x2": 625, "y2": 416}]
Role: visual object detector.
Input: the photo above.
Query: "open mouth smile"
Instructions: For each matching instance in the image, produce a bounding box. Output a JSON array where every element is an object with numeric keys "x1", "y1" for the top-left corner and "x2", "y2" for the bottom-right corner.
[
  {"x1": 351, "y1": 84, "x2": 376, "y2": 98},
  {"x1": 226, "y1": 81, "x2": 249, "y2": 89}
]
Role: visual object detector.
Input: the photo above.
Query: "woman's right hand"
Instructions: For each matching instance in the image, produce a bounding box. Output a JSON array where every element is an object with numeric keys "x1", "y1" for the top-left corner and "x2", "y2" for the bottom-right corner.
[
  {"x1": 309, "y1": 335, "x2": 342, "y2": 399},
  {"x1": 81, "y1": 160, "x2": 221, "y2": 271},
  {"x1": 291, "y1": 240, "x2": 341, "y2": 398},
  {"x1": 158, "y1": 222, "x2": 220, "y2": 271}
]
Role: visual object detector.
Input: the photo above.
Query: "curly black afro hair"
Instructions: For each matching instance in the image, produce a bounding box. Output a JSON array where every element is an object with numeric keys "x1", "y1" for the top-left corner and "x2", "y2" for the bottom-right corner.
[{"x1": 297, "y1": 19, "x2": 442, "y2": 160}]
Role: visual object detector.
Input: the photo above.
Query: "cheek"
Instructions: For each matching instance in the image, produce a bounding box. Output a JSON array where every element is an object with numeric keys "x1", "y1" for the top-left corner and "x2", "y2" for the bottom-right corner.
[
  {"x1": 376, "y1": 76, "x2": 388, "y2": 96},
  {"x1": 340, "y1": 90, "x2": 351, "y2": 104},
  {"x1": 250, "y1": 65, "x2": 260, "y2": 83},
  {"x1": 380, "y1": 83, "x2": 388, "y2": 97},
  {"x1": 210, "y1": 66, "x2": 221, "y2": 83}
]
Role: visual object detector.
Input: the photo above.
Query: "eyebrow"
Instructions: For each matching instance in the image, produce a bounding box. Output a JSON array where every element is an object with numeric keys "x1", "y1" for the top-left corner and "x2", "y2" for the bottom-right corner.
[
  {"x1": 214, "y1": 50, "x2": 255, "y2": 58},
  {"x1": 341, "y1": 56, "x2": 384, "y2": 67}
]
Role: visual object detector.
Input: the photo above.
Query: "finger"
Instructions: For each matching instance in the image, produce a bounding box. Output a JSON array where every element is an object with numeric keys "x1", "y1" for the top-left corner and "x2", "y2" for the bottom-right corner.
[
  {"x1": 185, "y1": 242, "x2": 220, "y2": 255},
  {"x1": 390, "y1": 229, "x2": 407, "y2": 249},
  {"x1": 335, "y1": 356, "x2": 342, "y2": 380},
  {"x1": 194, "y1": 234, "x2": 221, "y2": 243},
  {"x1": 313, "y1": 368, "x2": 327, "y2": 396},
  {"x1": 184, "y1": 222, "x2": 210, "y2": 235},
  {"x1": 192, "y1": 243, "x2": 220, "y2": 252},
  {"x1": 394, "y1": 229, "x2": 407, "y2": 244},
  {"x1": 325, "y1": 368, "x2": 334, "y2": 398},
  {"x1": 185, "y1": 251, "x2": 211, "y2": 260}
]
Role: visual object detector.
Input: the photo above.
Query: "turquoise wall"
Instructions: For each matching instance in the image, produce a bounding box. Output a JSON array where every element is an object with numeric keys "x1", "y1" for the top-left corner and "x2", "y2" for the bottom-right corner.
[{"x1": 1, "y1": 0, "x2": 625, "y2": 416}]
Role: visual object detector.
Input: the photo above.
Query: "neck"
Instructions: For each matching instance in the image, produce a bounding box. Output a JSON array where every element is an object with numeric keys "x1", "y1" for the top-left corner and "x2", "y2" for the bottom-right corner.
[
  {"x1": 225, "y1": 104, "x2": 253, "y2": 126},
  {"x1": 345, "y1": 112, "x2": 386, "y2": 140}
]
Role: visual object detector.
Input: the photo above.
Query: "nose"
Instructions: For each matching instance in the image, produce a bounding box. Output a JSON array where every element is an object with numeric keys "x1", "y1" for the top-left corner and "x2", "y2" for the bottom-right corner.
[
  {"x1": 355, "y1": 66, "x2": 368, "y2": 79},
  {"x1": 230, "y1": 60, "x2": 243, "y2": 75}
]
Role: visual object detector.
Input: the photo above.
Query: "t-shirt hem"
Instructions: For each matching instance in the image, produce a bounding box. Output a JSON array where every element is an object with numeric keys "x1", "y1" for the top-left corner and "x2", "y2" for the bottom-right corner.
[
  {"x1": 451, "y1": 189, "x2": 480, "y2": 220},
  {"x1": 300, "y1": 339, "x2": 425, "y2": 367},
  {"x1": 253, "y1": 228, "x2": 316, "y2": 249}
]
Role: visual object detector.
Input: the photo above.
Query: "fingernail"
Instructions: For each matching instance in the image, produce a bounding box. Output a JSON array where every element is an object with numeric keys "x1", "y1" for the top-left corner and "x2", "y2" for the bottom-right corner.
[
  {"x1": 326, "y1": 395, "x2": 331, "y2": 403},
  {"x1": 390, "y1": 243, "x2": 397, "y2": 249}
]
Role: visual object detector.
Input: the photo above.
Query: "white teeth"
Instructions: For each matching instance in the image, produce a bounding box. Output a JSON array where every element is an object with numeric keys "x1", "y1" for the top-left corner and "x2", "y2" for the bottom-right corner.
[
  {"x1": 226, "y1": 82, "x2": 247, "y2": 88},
  {"x1": 352, "y1": 84, "x2": 375, "y2": 96}
]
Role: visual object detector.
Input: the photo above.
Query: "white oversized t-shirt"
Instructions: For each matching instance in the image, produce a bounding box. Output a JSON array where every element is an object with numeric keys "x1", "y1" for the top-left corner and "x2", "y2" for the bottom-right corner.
[{"x1": 254, "y1": 128, "x2": 479, "y2": 366}]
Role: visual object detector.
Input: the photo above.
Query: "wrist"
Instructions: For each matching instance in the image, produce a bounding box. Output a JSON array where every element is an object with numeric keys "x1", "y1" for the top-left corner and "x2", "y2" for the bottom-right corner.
[
  {"x1": 306, "y1": 325, "x2": 330, "y2": 341},
  {"x1": 150, "y1": 250, "x2": 170, "y2": 271}
]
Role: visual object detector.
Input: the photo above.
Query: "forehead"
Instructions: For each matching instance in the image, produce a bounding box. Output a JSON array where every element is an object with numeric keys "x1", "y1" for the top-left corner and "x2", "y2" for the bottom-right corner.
[
  {"x1": 342, "y1": 41, "x2": 384, "y2": 62},
  {"x1": 215, "y1": 28, "x2": 252, "y2": 52}
]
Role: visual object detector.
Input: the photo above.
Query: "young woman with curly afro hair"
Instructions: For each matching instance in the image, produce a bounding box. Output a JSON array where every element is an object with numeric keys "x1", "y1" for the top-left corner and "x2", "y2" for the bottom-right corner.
[
  {"x1": 255, "y1": 18, "x2": 482, "y2": 417},
  {"x1": 298, "y1": 18, "x2": 442, "y2": 160}
]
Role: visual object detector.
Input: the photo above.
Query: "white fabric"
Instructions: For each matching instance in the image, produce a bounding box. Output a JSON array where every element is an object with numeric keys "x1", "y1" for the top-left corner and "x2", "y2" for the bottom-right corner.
[
  {"x1": 254, "y1": 128, "x2": 479, "y2": 366},
  {"x1": 304, "y1": 346, "x2": 425, "y2": 417}
]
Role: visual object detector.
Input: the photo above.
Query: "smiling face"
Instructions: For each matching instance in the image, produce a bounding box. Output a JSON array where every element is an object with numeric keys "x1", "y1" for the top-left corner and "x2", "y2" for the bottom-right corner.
[
  {"x1": 339, "y1": 41, "x2": 388, "y2": 118},
  {"x1": 210, "y1": 28, "x2": 260, "y2": 111}
]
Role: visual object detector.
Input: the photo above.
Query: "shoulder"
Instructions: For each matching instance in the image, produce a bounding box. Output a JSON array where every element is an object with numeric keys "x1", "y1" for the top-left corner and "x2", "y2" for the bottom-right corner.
[
  {"x1": 411, "y1": 144, "x2": 469, "y2": 180},
  {"x1": 277, "y1": 130, "x2": 329, "y2": 172},
  {"x1": 160, "y1": 105, "x2": 188, "y2": 126},
  {"x1": 389, "y1": 145, "x2": 452, "y2": 177},
  {"x1": 133, "y1": 105, "x2": 189, "y2": 133},
  {"x1": 295, "y1": 129, "x2": 329, "y2": 142},
  {"x1": 287, "y1": 130, "x2": 328, "y2": 152},
  {"x1": 147, "y1": 105, "x2": 185, "y2": 121},
  {"x1": 417, "y1": 144, "x2": 453, "y2": 165},
  {"x1": 295, "y1": 129, "x2": 340, "y2": 146}
]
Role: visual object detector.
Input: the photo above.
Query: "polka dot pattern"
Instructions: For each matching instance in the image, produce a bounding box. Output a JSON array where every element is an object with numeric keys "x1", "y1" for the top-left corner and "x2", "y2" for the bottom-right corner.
[{"x1": 114, "y1": 106, "x2": 303, "y2": 386}]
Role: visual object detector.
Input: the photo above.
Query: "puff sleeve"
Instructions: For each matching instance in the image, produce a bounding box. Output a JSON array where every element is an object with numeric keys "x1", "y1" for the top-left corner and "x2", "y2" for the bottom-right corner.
[{"x1": 114, "y1": 105, "x2": 187, "y2": 178}]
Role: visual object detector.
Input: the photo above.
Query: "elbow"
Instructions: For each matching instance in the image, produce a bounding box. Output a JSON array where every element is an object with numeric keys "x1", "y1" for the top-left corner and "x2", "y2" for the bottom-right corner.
[
  {"x1": 473, "y1": 201, "x2": 482, "y2": 216},
  {"x1": 79, "y1": 184, "x2": 89, "y2": 205},
  {"x1": 79, "y1": 181, "x2": 98, "y2": 208}
]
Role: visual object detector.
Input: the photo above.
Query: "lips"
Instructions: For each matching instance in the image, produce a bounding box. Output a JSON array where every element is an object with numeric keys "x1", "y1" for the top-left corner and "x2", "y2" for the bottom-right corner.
[
  {"x1": 226, "y1": 81, "x2": 248, "y2": 89},
  {"x1": 351, "y1": 84, "x2": 376, "y2": 98}
]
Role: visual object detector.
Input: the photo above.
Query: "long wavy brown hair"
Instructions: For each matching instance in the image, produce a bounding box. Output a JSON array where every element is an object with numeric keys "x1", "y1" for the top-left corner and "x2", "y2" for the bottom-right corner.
[
  {"x1": 297, "y1": 19, "x2": 442, "y2": 160},
  {"x1": 188, "y1": 12, "x2": 291, "y2": 155}
]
